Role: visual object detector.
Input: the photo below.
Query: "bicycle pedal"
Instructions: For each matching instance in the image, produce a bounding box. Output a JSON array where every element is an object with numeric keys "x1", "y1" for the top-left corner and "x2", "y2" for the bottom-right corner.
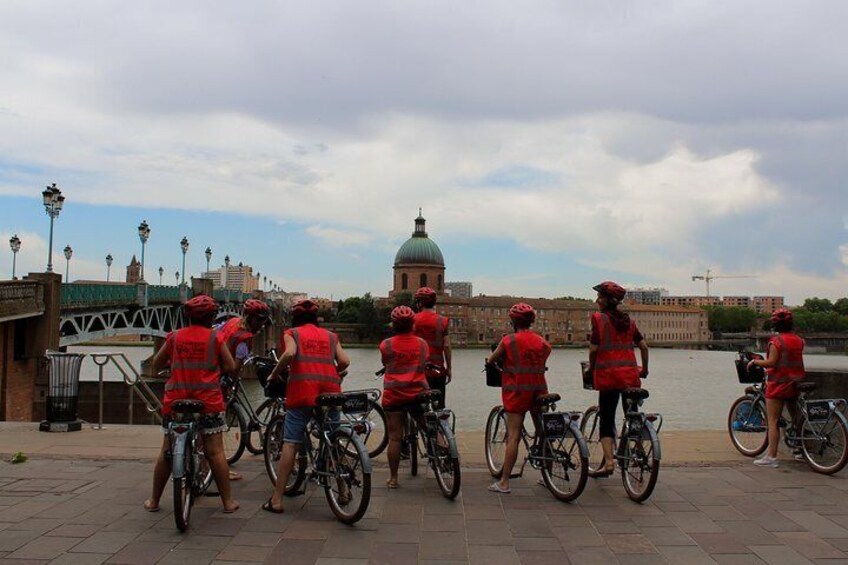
[{"x1": 509, "y1": 473, "x2": 523, "y2": 479}]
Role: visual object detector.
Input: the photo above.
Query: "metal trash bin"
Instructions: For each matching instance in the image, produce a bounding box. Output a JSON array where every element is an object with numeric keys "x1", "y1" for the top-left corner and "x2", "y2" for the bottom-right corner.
[{"x1": 39, "y1": 351, "x2": 86, "y2": 432}]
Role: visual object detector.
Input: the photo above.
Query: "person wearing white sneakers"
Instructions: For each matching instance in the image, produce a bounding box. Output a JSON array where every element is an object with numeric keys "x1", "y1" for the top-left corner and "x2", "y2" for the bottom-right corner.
[{"x1": 749, "y1": 308, "x2": 805, "y2": 468}]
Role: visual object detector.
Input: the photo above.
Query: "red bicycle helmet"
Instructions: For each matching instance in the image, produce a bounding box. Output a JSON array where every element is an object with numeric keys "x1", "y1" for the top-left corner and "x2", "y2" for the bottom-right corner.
[
  {"x1": 391, "y1": 305, "x2": 416, "y2": 323},
  {"x1": 509, "y1": 302, "x2": 536, "y2": 325},
  {"x1": 184, "y1": 295, "x2": 218, "y2": 317},
  {"x1": 244, "y1": 299, "x2": 270, "y2": 318},
  {"x1": 414, "y1": 286, "x2": 437, "y2": 306},
  {"x1": 771, "y1": 308, "x2": 793, "y2": 325},
  {"x1": 592, "y1": 281, "x2": 627, "y2": 301},
  {"x1": 291, "y1": 299, "x2": 318, "y2": 315}
]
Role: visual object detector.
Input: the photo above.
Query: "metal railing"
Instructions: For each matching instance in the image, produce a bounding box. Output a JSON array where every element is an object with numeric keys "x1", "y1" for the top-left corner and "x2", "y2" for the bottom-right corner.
[{"x1": 88, "y1": 352, "x2": 162, "y2": 427}]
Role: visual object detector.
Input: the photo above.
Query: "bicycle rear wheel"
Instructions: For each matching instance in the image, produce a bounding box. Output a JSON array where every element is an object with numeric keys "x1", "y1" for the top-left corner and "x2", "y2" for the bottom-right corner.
[
  {"x1": 801, "y1": 411, "x2": 848, "y2": 475},
  {"x1": 727, "y1": 396, "x2": 768, "y2": 457},
  {"x1": 173, "y1": 436, "x2": 194, "y2": 532},
  {"x1": 484, "y1": 406, "x2": 507, "y2": 478},
  {"x1": 431, "y1": 421, "x2": 461, "y2": 499},
  {"x1": 541, "y1": 428, "x2": 588, "y2": 503},
  {"x1": 195, "y1": 435, "x2": 214, "y2": 496},
  {"x1": 263, "y1": 414, "x2": 307, "y2": 493},
  {"x1": 223, "y1": 402, "x2": 248, "y2": 465},
  {"x1": 247, "y1": 398, "x2": 276, "y2": 455},
  {"x1": 621, "y1": 426, "x2": 660, "y2": 503},
  {"x1": 324, "y1": 428, "x2": 371, "y2": 524},
  {"x1": 580, "y1": 406, "x2": 607, "y2": 477}
]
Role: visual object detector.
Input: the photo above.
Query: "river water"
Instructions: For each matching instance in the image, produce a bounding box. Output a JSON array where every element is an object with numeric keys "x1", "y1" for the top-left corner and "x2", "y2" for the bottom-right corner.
[{"x1": 69, "y1": 345, "x2": 848, "y2": 432}]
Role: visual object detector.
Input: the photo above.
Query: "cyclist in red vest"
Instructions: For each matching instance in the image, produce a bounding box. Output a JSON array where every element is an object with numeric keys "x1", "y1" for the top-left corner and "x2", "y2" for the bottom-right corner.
[
  {"x1": 263, "y1": 299, "x2": 350, "y2": 513},
  {"x1": 144, "y1": 295, "x2": 239, "y2": 513},
  {"x1": 413, "y1": 287, "x2": 452, "y2": 406},
  {"x1": 216, "y1": 299, "x2": 271, "y2": 375},
  {"x1": 486, "y1": 303, "x2": 551, "y2": 493},
  {"x1": 380, "y1": 306, "x2": 431, "y2": 489},
  {"x1": 586, "y1": 281, "x2": 649, "y2": 477},
  {"x1": 748, "y1": 308, "x2": 805, "y2": 468}
]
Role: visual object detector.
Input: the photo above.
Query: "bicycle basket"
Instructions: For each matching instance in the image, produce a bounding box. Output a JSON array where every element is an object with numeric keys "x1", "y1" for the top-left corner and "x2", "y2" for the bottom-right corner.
[
  {"x1": 541, "y1": 412, "x2": 568, "y2": 438},
  {"x1": 485, "y1": 362, "x2": 502, "y2": 387},
  {"x1": 735, "y1": 359, "x2": 765, "y2": 384},
  {"x1": 580, "y1": 361, "x2": 593, "y2": 390},
  {"x1": 254, "y1": 357, "x2": 287, "y2": 399}
]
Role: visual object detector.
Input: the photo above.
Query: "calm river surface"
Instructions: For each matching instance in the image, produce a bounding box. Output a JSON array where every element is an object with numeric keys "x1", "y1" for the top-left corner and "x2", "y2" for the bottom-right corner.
[{"x1": 70, "y1": 345, "x2": 848, "y2": 432}]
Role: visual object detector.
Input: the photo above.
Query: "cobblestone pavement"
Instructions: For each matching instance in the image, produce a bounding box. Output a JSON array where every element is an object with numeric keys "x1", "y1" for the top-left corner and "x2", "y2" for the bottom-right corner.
[{"x1": 2, "y1": 456, "x2": 848, "y2": 564}]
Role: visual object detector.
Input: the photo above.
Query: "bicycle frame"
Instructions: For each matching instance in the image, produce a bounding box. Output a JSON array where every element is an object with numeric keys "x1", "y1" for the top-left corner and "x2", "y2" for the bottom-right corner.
[{"x1": 301, "y1": 407, "x2": 374, "y2": 486}]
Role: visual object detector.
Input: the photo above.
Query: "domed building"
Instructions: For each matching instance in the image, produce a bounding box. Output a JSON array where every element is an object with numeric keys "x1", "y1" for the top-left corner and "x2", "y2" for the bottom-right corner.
[{"x1": 391, "y1": 212, "x2": 446, "y2": 296}]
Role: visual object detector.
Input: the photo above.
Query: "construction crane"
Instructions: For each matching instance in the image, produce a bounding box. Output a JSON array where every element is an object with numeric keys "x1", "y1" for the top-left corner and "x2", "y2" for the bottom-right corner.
[{"x1": 691, "y1": 269, "x2": 755, "y2": 297}]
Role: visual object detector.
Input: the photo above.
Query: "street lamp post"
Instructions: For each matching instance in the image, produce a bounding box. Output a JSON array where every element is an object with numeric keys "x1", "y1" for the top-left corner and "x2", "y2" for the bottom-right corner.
[
  {"x1": 205, "y1": 247, "x2": 212, "y2": 274},
  {"x1": 137, "y1": 220, "x2": 150, "y2": 281},
  {"x1": 158, "y1": 266, "x2": 164, "y2": 285},
  {"x1": 263, "y1": 276, "x2": 267, "y2": 291},
  {"x1": 41, "y1": 183, "x2": 65, "y2": 273},
  {"x1": 180, "y1": 236, "x2": 189, "y2": 286},
  {"x1": 224, "y1": 255, "x2": 230, "y2": 303},
  {"x1": 105, "y1": 254, "x2": 113, "y2": 282},
  {"x1": 174, "y1": 271, "x2": 179, "y2": 285},
  {"x1": 9, "y1": 235, "x2": 21, "y2": 280},
  {"x1": 63, "y1": 245, "x2": 73, "y2": 281}
]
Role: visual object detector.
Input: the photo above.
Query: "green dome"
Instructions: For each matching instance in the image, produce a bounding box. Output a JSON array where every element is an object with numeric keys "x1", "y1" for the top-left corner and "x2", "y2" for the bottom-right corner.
[{"x1": 394, "y1": 214, "x2": 445, "y2": 266}]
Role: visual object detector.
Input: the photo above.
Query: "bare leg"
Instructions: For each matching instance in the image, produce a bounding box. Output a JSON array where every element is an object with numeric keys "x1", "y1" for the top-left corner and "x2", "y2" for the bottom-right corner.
[
  {"x1": 269, "y1": 442, "x2": 299, "y2": 512},
  {"x1": 766, "y1": 398, "x2": 784, "y2": 459},
  {"x1": 386, "y1": 412, "x2": 404, "y2": 487},
  {"x1": 601, "y1": 437, "x2": 616, "y2": 472},
  {"x1": 145, "y1": 436, "x2": 171, "y2": 511},
  {"x1": 204, "y1": 433, "x2": 239, "y2": 512},
  {"x1": 498, "y1": 412, "x2": 525, "y2": 491}
]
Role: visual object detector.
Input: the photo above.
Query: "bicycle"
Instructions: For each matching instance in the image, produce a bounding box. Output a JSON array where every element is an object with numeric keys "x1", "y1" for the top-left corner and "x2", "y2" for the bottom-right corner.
[
  {"x1": 263, "y1": 391, "x2": 373, "y2": 524},
  {"x1": 165, "y1": 399, "x2": 214, "y2": 531},
  {"x1": 339, "y1": 387, "x2": 389, "y2": 459},
  {"x1": 484, "y1": 392, "x2": 589, "y2": 502},
  {"x1": 581, "y1": 387, "x2": 662, "y2": 503},
  {"x1": 728, "y1": 351, "x2": 848, "y2": 474}
]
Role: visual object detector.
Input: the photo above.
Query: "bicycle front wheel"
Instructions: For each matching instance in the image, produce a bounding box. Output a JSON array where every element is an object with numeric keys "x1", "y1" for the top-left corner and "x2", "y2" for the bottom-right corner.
[
  {"x1": 580, "y1": 406, "x2": 607, "y2": 477},
  {"x1": 484, "y1": 406, "x2": 507, "y2": 478},
  {"x1": 247, "y1": 398, "x2": 276, "y2": 455},
  {"x1": 173, "y1": 436, "x2": 194, "y2": 532},
  {"x1": 364, "y1": 401, "x2": 388, "y2": 458},
  {"x1": 727, "y1": 396, "x2": 768, "y2": 457},
  {"x1": 801, "y1": 411, "x2": 848, "y2": 475},
  {"x1": 621, "y1": 426, "x2": 660, "y2": 503},
  {"x1": 223, "y1": 402, "x2": 248, "y2": 465},
  {"x1": 431, "y1": 420, "x2": 461, "y2": 499},
  {"x1": 324, "y1": 428, "x2": 371, "y2": 524},
  {"x1": 541, "y1": 427, "x2": 588, "y2": 503},
  {"x1": 263, "y1": 414, "x2": 307, "y2": 493}
]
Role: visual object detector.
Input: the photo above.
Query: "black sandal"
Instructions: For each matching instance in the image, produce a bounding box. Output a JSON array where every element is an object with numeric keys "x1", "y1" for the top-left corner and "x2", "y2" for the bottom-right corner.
[{"x1": 261, "y1": 498, "x2": 284, "y2": 514}]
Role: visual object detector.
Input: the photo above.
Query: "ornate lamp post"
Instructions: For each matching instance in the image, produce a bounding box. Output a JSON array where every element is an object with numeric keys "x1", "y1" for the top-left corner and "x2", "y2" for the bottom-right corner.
[
  {"x1": 223, "y1": 255, "x2": 231, "y2": 302},
  {"x1": 105, "y1": 254, "x2": 113, "y2": 282},
  {"x1": 41, "y1": 183, "x2": 65, "y2": 273},
  {"x1": 180, "y1": 236, "x2": 189, "y2": 286},
  {"x1": 174, "y1": 271, "x2": 179, "y2": 285},
  {"x1": 158, "y1": 266, "x2": 164, "y2": 285},
  {"x1": 137, "y1": 220, "x2": 150, "y2": 281},
  {"x1": 263, "y1": 275, "x2": 267, "y2": 290},
  {"x1": 63, "y1": 245, "x2": 73, "y2": 281},
  {"x1": 205, "y1": 247, "x2": 212, "y2": 274},
  {"x1": 9, "y1": 234, "x2": 21, "y2": 280}
]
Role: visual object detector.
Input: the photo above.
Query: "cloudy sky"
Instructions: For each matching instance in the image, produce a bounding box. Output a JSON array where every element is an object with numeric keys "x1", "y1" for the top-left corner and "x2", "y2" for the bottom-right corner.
[{"x1": 1, "y1": 1, "x2": 846, "y2": 304}]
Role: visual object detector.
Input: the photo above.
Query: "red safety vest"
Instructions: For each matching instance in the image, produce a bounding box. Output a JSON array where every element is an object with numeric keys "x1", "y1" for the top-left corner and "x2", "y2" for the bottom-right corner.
[
  {"x1": 380, "y1": 334, "x2": 430, "y2": 408},
  {"x1": 592, "y1": 312, "x2": 641, "y2": 391},
  {"x1": 413, "y1": 310, "x2": 449, "y2": 369},
  {"x1": 162, "y1": 326, "x2": 225, "y2": 415},
  {"x1": 285, "y1": 324, "x2": 341, "y2": 409},
  {"x1": 765, "y1": 332, "x2": 805, "y2": 399},
  {"x1": 501, "y1": 330, "x2": 550, "y2": 413},
  {"x1": 216, "y1": 317, "x2": 254, "y2": 357}
]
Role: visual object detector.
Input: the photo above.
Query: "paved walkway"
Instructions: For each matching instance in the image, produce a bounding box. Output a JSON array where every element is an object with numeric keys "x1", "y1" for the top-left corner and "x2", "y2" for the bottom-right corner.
[{"x1": 1, "y1": 424, "x2": 848, "y2": 563}]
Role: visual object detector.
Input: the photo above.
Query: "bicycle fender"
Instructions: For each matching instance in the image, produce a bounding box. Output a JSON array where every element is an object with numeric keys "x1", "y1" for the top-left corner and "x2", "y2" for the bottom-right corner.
[
  {"x1": 171, "y1": 432, "x2": 188, "y2": 479},
  {"x1": 569, "y1": 422, "x2": 591, "y2": 458},
  {"x1": 440, "y1": 420, "x2": 461, "y2": 458},
  {"x1": 643, "y1": 421, "x2": 662, "y2": 461},
  {"x1": 335, "y1": 427, "x2": 373, "y2": 474}
]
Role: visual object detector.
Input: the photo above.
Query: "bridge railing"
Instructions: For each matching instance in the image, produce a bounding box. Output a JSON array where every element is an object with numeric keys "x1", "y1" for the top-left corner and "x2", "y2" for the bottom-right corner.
[{"x1": 61, "y1": 283, "x2": 138, "y2": 307}]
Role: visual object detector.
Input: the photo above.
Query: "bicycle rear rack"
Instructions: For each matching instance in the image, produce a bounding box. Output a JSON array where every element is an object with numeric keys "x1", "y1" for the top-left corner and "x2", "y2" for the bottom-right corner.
[{"x1": 89, "y1": 352, "x2": 162, "y2": 424}]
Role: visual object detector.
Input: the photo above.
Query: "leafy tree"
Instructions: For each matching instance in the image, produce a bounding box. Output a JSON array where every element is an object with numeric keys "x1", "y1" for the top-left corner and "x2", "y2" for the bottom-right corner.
[
  {"x1": 336, "y1": 296, "x2": 362, "y2": 323},
  {"x1": 393, "y1": 291, "x2": 414, "y2": 308},
  {"x1": 803, "y1": 297, "x2": 834, "y2": 313},
  {"x1": 833, "y1": 297, "x2": 848, "y2": 316},
  {"x1": 704, "y1": 306, "x2": 761, "y2": 333}
]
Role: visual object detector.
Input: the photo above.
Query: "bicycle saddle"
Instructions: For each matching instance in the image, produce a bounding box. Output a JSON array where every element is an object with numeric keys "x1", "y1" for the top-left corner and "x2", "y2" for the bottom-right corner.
[
  {"x1": 415, "y1": 389, "x2": 442, "y2": 403},
  {"x1": 535, "y1": 393, "x2": 561, "y2": 406},
  {"x1": 796, "y1": 381, "x2": 817, "y2": 394},
  {"x1": 623, "y1": 388, "x2": 649, "y2": 401},
  {"x1": 171, "y1": 399, "x2": 205, "y2": 414},
  {"x1": 316, "y1": 393, "x2": 346, "y2": 407}
]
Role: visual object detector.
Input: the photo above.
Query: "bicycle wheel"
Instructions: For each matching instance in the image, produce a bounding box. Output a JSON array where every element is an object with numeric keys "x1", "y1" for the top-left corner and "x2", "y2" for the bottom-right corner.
[
  {"x1": 484, "y1": 406, "x2": 507, "y2": 478},
  {"x1": 580, "y1": 406, "x2": 607, "y2": 477},
  {"x1": 801, "y1": 411, "x2": 848, "y2": 475},
  {"x1": 324, "y1": 428, "x2": 371, "y2": 524},
  {"x1": 263, "y1": 414, "x2": 307, "y2": 493},
  {"x1": 194, "y1": 434, "x2": 214, "y2": 496},
  {"x1": 247, "y1": 398, "x2": 276, "y2": 455},
  {"x1": 364, "y1": 401, "x2": 388, "y2": 458},
  {"x1": 621, "y1": 426, "x2": 660, "y2": 503},
  {"x1": 541, "y1": 428, "x2": 588, "y2": 503},
  {"x1": 223, "y1": 402, "x2": 248, "y2": 465},
  {"x1": 431, "y1": 421, "x2": 461, "y2": 499},
  {"x1": 727, "y1": 396, "x2": 768, "y2": 457},
  {"x1": 410, "y1": 429, "x2": 419, "y2": 477},
  {"x1": 173, "y1": 435, "x2": 194, "y2": 532}
]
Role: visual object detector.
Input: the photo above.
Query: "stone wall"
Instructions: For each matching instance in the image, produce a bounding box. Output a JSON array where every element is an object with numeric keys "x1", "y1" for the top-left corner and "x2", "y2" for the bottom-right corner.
[{"x1": 805, "y1": 369, "x2": 848, "y2": 401}]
